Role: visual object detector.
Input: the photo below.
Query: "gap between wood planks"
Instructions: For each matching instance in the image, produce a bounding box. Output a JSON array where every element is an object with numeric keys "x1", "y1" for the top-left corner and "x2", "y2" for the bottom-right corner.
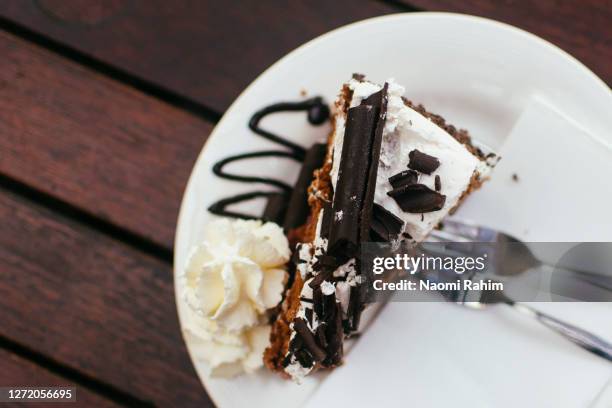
[
  {"x1": 0, "y1": 174, "x2": 173, "y2": 265},
  {"x1": 0, "y1": 15, "x2": 222, "y2": 124},
  {"x1": 0, "y1": 335, "x2": 154, "y2": 408}
]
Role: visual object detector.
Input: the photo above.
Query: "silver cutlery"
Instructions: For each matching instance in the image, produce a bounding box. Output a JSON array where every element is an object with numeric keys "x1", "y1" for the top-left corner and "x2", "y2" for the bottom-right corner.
[
  {"x1": 420, "y1": 219, "x2": 612, "y2": 362},
  {"x1": 429, "y1": 219, "x2": 612, "y2": 293},
  {"x1": 419, "y1": 266, "x2": 612, "y2": 362}
]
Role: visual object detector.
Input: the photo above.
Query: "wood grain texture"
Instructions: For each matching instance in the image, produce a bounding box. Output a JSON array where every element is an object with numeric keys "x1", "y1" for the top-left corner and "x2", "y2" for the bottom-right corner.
[
  {"x1": 0, "y1": 349, "x2": 120, "y2": 408},
  {"x1": 0, "y1": 190, "x2": 212, "y2": 407},
  {"x1": 0, "y1": 0, "x2": 397, "y2": 113},
  {"x1": 0, "y1": 31, "x2": 213, "y2": 250},
  {"x1": 402, "y1": 0, "x2": 611, "y2": 85}
]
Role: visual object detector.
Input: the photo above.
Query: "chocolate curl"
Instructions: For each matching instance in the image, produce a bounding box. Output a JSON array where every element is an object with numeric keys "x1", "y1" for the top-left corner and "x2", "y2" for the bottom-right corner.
[
  {"x1": 387, "y1": 183, "x2": 446, "y2": 213},
  {"x1": 293, "y1": 318, "x2": 327, "y2": 362}
]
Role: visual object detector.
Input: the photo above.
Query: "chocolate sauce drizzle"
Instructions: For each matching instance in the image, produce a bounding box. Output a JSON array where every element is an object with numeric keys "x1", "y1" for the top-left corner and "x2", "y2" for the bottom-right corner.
[{"x1": 208, "y1": 97, "x2": 329, "y2": 221}]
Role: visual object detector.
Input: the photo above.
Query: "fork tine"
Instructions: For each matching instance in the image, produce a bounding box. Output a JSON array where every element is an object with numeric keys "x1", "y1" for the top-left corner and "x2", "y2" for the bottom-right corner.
[
  {"x1": 429, "y1": 228, "x2": 472, "y2": 243},
  {"x1": 438, "y1": 218, "x2": 499, "y2": 242}
]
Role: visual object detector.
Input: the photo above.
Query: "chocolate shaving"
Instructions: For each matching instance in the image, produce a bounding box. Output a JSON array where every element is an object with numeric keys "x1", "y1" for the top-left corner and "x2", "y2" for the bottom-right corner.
[
  {"x1": 387, "y1": 184, "x2": 446, "y2": 213},
  {"x1": 281, "y1": 354, "x2": 292, "y2": 368},
  {"x1": 319, "y1": 201, "x2": 333, "y2": 240},
  {"x1": 295, "y1": 349, "x2": 314, "y2": 368},
  {"x1": 312, "y1": 254, "x2": 338, "y2": 271},
  {"x1": 293, "y1": 318, "x2": 327, "y2": 362},
  {"x1": 305, "y1": 308, "x2": 313, "y2": 326},
  {"x1": 370, "y1": 203, "x2": 404, "y2": 242},
  {"x1": 370, "y1": 217, "x2": 389, "y2": 242},
  {"x1": 347, "y1": 284, "x2": 364, "y2": 332},
  {"x1": 289, "y1": 333, "x2": 303, "y2": 351},
  {"x1": 324, "y1": 302, "x2": 344, "y2": 366},
  {"x1": 435, "y1": 175, "x2": 441, "y2": 191},
  {"x1": 309, "y1": 269, "x2": 333, "y2": 289},
  {"x1": 316, "y1": 324, "x2": 328, "y2": 349},
  {"x1": 408, "y1": 149, "x2": 440, "y2": 174},
  {"x1": 321, "y1": 293, "x2": 336, "y2": 322},
  {"x1": 388, "y1": 170, "x2": 418, "y2": 189},
  {"x1": 312, "y1": 287, "x2": 323, "y2": 317},
  {"x1": 328, "y1": 104, "x2": 377, "y2": 257}
]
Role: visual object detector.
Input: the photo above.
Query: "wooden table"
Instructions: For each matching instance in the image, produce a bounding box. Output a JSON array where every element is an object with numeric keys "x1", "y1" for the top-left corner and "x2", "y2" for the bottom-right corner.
[{"x1": 0, "y1": 1, "x2": 608, "y2": 406}]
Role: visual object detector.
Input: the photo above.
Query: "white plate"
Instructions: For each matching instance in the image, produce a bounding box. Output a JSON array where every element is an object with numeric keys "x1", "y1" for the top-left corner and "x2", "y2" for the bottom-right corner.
[{"x1": 174, "y1": 13, "x2": 612, "y2": 408}]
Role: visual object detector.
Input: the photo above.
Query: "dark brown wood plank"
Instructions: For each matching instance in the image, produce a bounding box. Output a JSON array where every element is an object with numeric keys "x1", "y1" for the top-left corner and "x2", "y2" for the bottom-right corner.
[
  {"x1": 0, "y1": 30, "x2": 213, "y2": 250},
  {"x1": 403, "y1": 0, "x2": 611, "y2": 85},
  {"x1": 0, "y1": 190, "x2": 212, "y2": 407},
  {"x1": 0, "y1": 0, "x2": 397, "y2": 113},
  {"x1": 0, "y1": 349, "x2": 120, "y2": 408}
]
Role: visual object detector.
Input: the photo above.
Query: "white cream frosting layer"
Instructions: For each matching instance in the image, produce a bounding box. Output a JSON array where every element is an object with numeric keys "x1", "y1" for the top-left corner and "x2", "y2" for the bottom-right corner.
[
  {"x1": 182, "y1": 218, "x2": 289, "y2": 377},
  {"x1": 331, "y1": 78, "x2": 488, "y2": 242}
]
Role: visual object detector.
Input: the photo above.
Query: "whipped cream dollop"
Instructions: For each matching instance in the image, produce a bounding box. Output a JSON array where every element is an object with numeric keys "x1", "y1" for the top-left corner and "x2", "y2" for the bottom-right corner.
[{"x1": 181, "y1": 218, "x2": 289, "y2": 377}]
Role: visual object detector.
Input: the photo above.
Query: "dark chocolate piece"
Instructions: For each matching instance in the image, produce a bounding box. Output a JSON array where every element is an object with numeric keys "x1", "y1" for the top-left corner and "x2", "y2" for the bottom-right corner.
[
  {"x1": 263, "y1": 192, "x2": 288, "y2": 224},
  {"x1": 321, "y1": 293, "x2": 336, "y2": 322},
  {"x1": 388, "y1": 170, "x2": 418, "y2": 189},
  {"x1": 305, "y1": 308, "x2": 314, "y2": 326},
  {"x1": 312, "y1": 254, "x2": 338, "y2": 271},
  {"x1": 387, "y1": 184, "x2": 446, "y2": 213},
  {"x1": 408, "y1": 149, "x2": 440, "y2": 174},
  {"x1": 370, "y1": 203, "x2": 404, "y2": 242},
  {"x1": 312, "y1": 287, "x2": 323, "y2": 318},
  {"x1": 319, "y1": 201, "x2": 333, "y2": 240},
  {"x1": 347, "y1": 284, "x2": 364, "y2": 332},
  {"x1": 328, "y1": 85, "x2": 388, "y2": 258},
  {"x1": 281, "y1": 354, "x2": 292, "y2": 368},
  {"x1": 283, "y1": 143, "x2": 327, "y2": 231},
  {"x1": 370, "y1": 217, "x2": 389, "y2": 242},
  {"x1": 293, "y1": 319, "x2": 327, "y2": 362},
  {"x1": 434, "y1": 175, "x2": 442, "y2": 191},
  {"x1": 309, "y1": 269, "x2": 333, "y2": 289},
  {"x1": 324, "y1": 302, "x2": 344, "y2": 366},
  {"x1": 359, "y1": 84, "x2": 389, "y2": 244},
  {"x1": 315, "y1": 324, "x2": 328, "y2": 349},
  {"x1": 289, "y1": 332, "x2": 303, "y2": 351},
  {"x1": 292, "y1": 244, "x2": 306, "y2": 264},
  {"x1": 295, "y1": 349, "x2": 314, "y2": 368},
  {"x1": 327, "y1": 105, "x2": 378, "y2": 257}
]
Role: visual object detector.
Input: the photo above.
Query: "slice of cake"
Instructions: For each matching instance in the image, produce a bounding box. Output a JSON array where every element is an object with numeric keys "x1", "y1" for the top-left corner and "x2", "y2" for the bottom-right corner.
[{"x1": 264, "y1": 75, "x2": 496, "y2": 381}]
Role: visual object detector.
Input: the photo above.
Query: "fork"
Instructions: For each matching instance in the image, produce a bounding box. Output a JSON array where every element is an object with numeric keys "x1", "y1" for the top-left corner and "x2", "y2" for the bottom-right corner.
[
  {"x1": 429, "y1": 219, "x2": 612, "y2": 293},
  {"x1": 421, "y1": 220, "x2": 612, "y2": 362},
  {"x1": 418, "y1": 266, "x2": 612, "y2": 362}
]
